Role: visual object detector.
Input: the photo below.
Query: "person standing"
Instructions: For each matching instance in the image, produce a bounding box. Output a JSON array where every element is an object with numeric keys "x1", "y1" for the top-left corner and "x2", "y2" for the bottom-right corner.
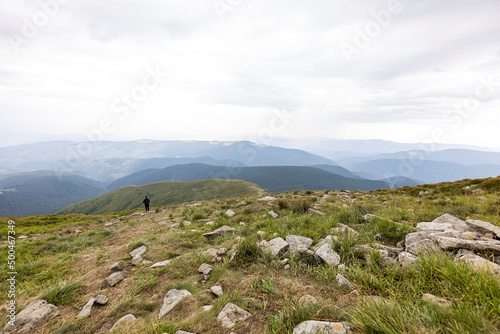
[{"x1": 143, "y1": 196, "x2": 150, "y2": 212}]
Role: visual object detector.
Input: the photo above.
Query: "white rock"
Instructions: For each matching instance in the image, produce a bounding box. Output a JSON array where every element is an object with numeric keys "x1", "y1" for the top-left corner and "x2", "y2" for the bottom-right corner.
[
  {"x1": 293, "y1": 320, "x2": 351, "y2": 334},
  {"x1": 202, "y1": 225, "x2": 235, "y2": 239},
  {"x1": 456, "y1": 250, "x2": 500, "y2": 274},
  {"x1": 110, "y1": 261, "x2": 125, "y2": 272},
  {"x1": 150, "y1": 260, "x2": 171, "y2": 269},
  {"x1": 258, "y1": 237, "x2": 289, "y2": 257},
  {"x1": 315, "y1": 244, "x2": 340, "y2": 267},
  {"x1": 336, "y1": 274, "x2": 354, "y2": 290},
  {"x1": 286, "y1": 235, "x2": 313, "y2": 255},
  {"x1": 332, "y1": 224, "x2": 359, "y2": 235},
  {"x1": 416, "y1": 222, "x2": 453, "y2": 232},
  {"x1": 0, "y1": 300, "x2": 58, "y2": 334},
  {"x1": 397, "y1": 252, "x2": 419, "y2": 267},
  {"x1": 421, "y1": 293, "x2": 453, "y2": 308},
  {"x1": 159, "y1": 289, "x2": 192, "y2": 318},
  {"x1": 130, "y1": 245, "x2": 147, "y2": 258},
  {"x1": 76, "y1": 298, "x2": 95, "y2": 319},
  {"x1": 111, "y1": 314, "x2": 136, "y2": 330},
  {"x1": 95, "y1": 295, "x2": 109, "y2": 305},
  {"x1": 217, "y1": 302, "x2": 252, "y2": 329},
  {"x1": 210, "y1": 286, "x2": 224, "y2": 297},
  {"x1": 259, "y1": 196, "x2": 276, "y2": 201},
  {"x1": 198, "y1": 263, "x2": 213, "y2": 275},
  {"x1": 298, "y1": 295, "x2": 318, "y2": 305},
  {"x1": 308, "y1": 208, "x2": 325, "y2": 216},
  {"x1": 202, "y1": 305, "x2": 213, "y2": 312},
  {"x1": 176, "y1": 331, "x2": 197, "y2": 334},
  {"x1": 226, "y1": 209, "x2": 236, "y2": 217},
  {"x1": 268, "y1": 210, "x2": 279, "y2": 218},
  {"x1": 101, "y1": 272, "x2": 125, "y2": 288},
  {"x1": 466, "y1": 219, "x2": 500, "y2": 238}
]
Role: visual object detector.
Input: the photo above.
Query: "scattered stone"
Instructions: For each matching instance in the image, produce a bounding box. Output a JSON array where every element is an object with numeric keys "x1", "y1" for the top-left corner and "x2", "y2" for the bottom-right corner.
[
  {"x1": 226, "y1": 209, "x2": 236, "y2": 217},
  {"x1": 198, "y1": 263, "x2": 213, "y2": 275},
  {"x1": 313, "y1": 235, "x2": 338, "y2": 251},
  {"x1": 203, "y1": 248, "x2": 227, "y2": 263},
  {"x1": 202, "y1": 305, "x2": 213, "y2": 312},
  {"x1": 363, "y1": 214, "x2": 376, "y2": 222},
  {"x1": 465, "y1": 219, "x2": 500, "y2": 238},
  {"x1": 332, "y1": 224, "x2": 359, "y2": 235},
  {"x1": 286, "y1": 235, "x2": 313, "y2": 255},
  {"x1": 405, "y1": 232, "x2": 439, "y2": 255},
  {"x1": 18, "y1": 235, "x2": 28, "y2": 239},
  {"x1": 101, "y1": 272, "x2": 125, "y2": 289},
  {"x1": 432, "y1": 214, "x2": 470, "y2": 232},
  {"x1": 0, "y1": 300, "x2": 58, "y2": 334},
  {"x1": 258, "y1": 237, "x2": 289, "y2": 257},
  {"x1": 315, "y1": 244, "x2": 341, "y2": 267},
  {"x1": 259, "y1": 196, "x2": 276, "y2": 201},
  {"x1": 205, "y1": 221, "x2": 214, "y2": 226},
  {"x1": 210, "y1": 286, "x2": 223, "y2": 297},
  {"x1": 170, "y1": 223, "x2": 180, "y2": 228},
  {"x1": 75, "y1": 229, "x2": 83, "y2": 234},
  {"x1": 336, "y1": 274, "x2": 354, "y2": 290},
  {"x1": 416, "y1": 222, "x2": 453, "y2": 232},
  {"x1": 397, "y1": 252, "x2": 419, "y2": 267},
  {"x1": 217, "y1": 302, "x2": 252, "y2": 329},
  {"x1": 150, "y1": 260, "x2": 171, "y2": 269},
  {"x1": 95, "y1": 295, "x2": 109, "y2": 305},
  {"x1": 421, "y1": 293, "x2": 453, "y2": 308},
  {"x1": 183, "y1": 220, "x2": 192, "y2": 226},
  {"x1": 338, "y1": 264, "x2": 347, "y2": 272},
  {"x1": 110, "y1": 261, "x2": 125, "y2": 272},
  {"x1": 456, "y1": 250, "x2": 500, "y2": 274},
  {"x1": 381, "y1": 256, "x2": 399, "y2": 269},
  {"x1": 186, "y1": 202, "x2": 202, "y2": 207},
  {"x1": 308, "y1": 208, "x2": 325, "y2": 216},
  {"x1": 130, "y1": 245, "x2": 147, "y2": 265},
  {"x1": 434, "y1": 236, "x2": 500, "y2": 254},
  {"x1": 298, "y1": 246, "x2": 321, "y2": 264},
  {"x1": 374, "y1": 233, "x2": 383, "y2": 241},
  {"x1": 203, "y1": 225, "x2": 235, "y2": 240},
  {"x1": 159, "y1": 289, "x2": 192, "y2": 318},
  {"x1": 293, "y1": 321, "x2": 351, "y2": 334},
  {"x1": 76, "y1": 298, "x2": 95, "y2": 318},
  {"x1": 239, "y1": 222, "x2": 246, "y2": 226},
  {"x1": 268, "y1": 210, "x2": 279, "y2": 218},
  {"x1": 111, "y1": 314, "x2": 136, "y2": 330},
  {"x1": 176, "y1": 331, "x2": 196, "y2": 334},
  {"x1": 298, "y1": 295, "x2": 318, "y2": 305},
  {"x1": 419, "y1": 191, "x2": 428, "y2": 196}
]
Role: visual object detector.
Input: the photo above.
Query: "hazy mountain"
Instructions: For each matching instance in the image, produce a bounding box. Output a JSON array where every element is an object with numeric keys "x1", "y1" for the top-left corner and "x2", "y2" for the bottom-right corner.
[
  {"x1": 57, "y1": 179, "x2": 264, "y2": 215},
  {"x1": 0, "y1": 174, "x2": 107, "y2": 217},
  {"x1": 311, "y1": 164, "x2": 362, "y2": 179},
  {"x1": 379, "y1": 176, "x2": 423, "y2": 187},
  {"x1": 107, "y1": 163, "x2": 392, "y2": 193}
]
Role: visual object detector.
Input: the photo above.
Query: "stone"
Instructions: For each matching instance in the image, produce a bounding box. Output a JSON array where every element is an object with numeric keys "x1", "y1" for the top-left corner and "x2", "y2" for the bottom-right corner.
[
  {"x1": 315, "y1": 244, "x2": 341, "y2": 267},
  {"x1": 1, "y1": 300, "x2": 58, "y2": 334},
  {"x1": 95, "y1": 295, "x2": 109, "y2": 305},
  {"x1": 297, "y1": 246, "x2": 320, "y2": 264},
  {"x1": 363, "y1": 214, "x2": 376, "y2": 221},
  {"x1": 286, "y1": 235, "x2": 313, "y2": 255},
  {"x1": 111, "y1": 314, "x2": 136, "y2": 330},
  {"x1": 313, "y1": 236, "x2": 338, "y2": 251},
  {"x1": 432, "y1": 214, "x2": 470, "y2": 232},
  {"x1": 142, "y1": 260, "x2": 153, "y2": 265},
  {"x1": 210, "y1": 286, "x2": 223, "y2": 297},
  {"x1": 332, "y1": 224, "x2": 359, "y2": 235},
  {"x1": 268, "y1": 210, "x2": 279, "y2": 218},
  {"x1": 198, "y1": 263, "x2": 213, "y2": 275},
  {"x1": 336, "y1": 274, "x2": 354, "y2": 290},
  {"x1": 226, "y1": 209, "x2": 236, "y2": 217},
  {"x1": 176, "y1": 331, "x2": 196, "y2": 334},
  {"x1": 456, "y1": 250, "x2": 500, "y2": 274},
  {"x1": 397, "y1": 252, "x2": 419, "y2": 267},
  {"x1": 422, "y1": 293, "x2": 453, "y2": 308},
  {"x1": 338, "y1": 264, "x2": 347, "y2": 272},
  {"x1": 416, "y1": 222, "x2": 453, "y2": 232},
  {"x1": 217, "y1": 302, "x2": 252, "y2": 329},
  {"x1": 101, "y1": 272, "x2": 125, "y2": 289},
  {"x1": 259, "y1": 196, "x2": 276, "y2": 201},
  {"x1": 293, "y1": 321, "x2": 351, "y2": 334},
  {"x1": 381, "y1": 256, "x2": 399, "y2": 269},
  {"x1": 202, "y1": 305, "x2": 213, "y2": 311},
  {"x1": 130, "y1": 245, "x2": 147, "y2": 258},
  {"x1": 466, "y1": 219, "x2": 500, "y2": 238},
  {"x1": 170, "y1": 223, "x2": 180, "y2": 228},
  {"x1": 203, "y1": 248, "x2": 227, "y2": 262},
  {"x1": 76, "y1": 298, "x2": 95, "y2": 319},
  {"x1": 374, "y1": 234, "x2": 383, "y2": 241},
  {"x1": 308, "y1": 208, "x2": 325, "y2": 216},
  {"x1": 202, "y1": 225, "x2": 235, "y2": 240},
  {"x1": 405, "y1": 232, "x2": 438, "y2": 255},
  {"x1": 434, "y1": 236, "x2": 500, "y2": 254},
  {"x1": 110, "y1": 261, "x2": 125, "y2": 272},
  {"x1": 183, "y1": 220, "x2": 192, "y2": 226},
  {"x1": 298, "y1": 295, "x2": 318, "y2": 305},
  {"x1": 258, "y1": 237, "x2": 289, "y2": 257},
  {"x1": 150, "y1": 260, "x2": 171, "y2": 269},
  {"x1": 159, "y1": 289, "x2": 192, "y2": 318}
]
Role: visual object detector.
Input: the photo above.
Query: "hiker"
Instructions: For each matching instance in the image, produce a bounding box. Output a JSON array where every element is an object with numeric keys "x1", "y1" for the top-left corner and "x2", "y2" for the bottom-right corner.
[{"x1": 143, "y1": 196, "x2": 150, "y2": 212}]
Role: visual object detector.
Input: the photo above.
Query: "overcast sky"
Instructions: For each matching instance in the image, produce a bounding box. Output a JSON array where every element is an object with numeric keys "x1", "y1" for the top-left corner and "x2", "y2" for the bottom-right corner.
[{"x1": 1, "y1": 0, "x2": 499, "y2": 148}]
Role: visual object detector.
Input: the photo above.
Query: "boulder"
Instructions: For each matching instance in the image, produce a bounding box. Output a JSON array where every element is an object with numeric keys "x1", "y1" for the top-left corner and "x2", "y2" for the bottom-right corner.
[
  {"x1": 332, "y1": 224, "x2": 359, "y2": 235},
  {"x1": 217, "y1": 303, "x2": 252, "y2": 329},
  {"x1": 313, "y1": 236, "x2": 338, "y2": 251},
  {"x1": 101, "y1": 272, "x2": 124, "y2": 289},
  {"x1": 434, "y1": 236, "x2": 500, "y2": 254},
  {"x1": 1, "y1": 300, "x2": 58, "y2": 334},
  {"x1": 298, "y1": 295, "x2": 318, "y2": 306},
  {"x1": 421, "y1": 293, "x2": 453, "y2": 308},
  {"x1": 95, "y1": 295, "x2": 109, "y2": 305},
  {"x1": 405, "y1": 232, "x2": 439, "y2": 255},
  {"x1": 210, "y1": 286, "x2": 223, "y2": 297},
  {"x1": 286, "y1": 235, "x2": 313, "y2": 255},
  {"x1": 226, "y1": 209, "x2": 236, "y2": 217},
  {"x1": 150, "y1": 260, "x2": 171, "y2": 269},
  {"x1": 293, "y1": 321, "x2": 351, "y2": 334},
  {"x1": 203, "y1": 226, "x2": 235, "y2": 240},
  {"x1": 465, "y1": 219, "x2": 500, "y2": 238},
  {"x1": 198, "y1": 263, "x2": 213, "y2": 276},
  {"x1": 111, "y1": 314, "x2": 136, "y2": 330},
  {"x1": 110, "y1": 261, "x2": 125, "y2": 272},
  {"x1": 308, "y1": 208, "x2": 325, "y2": 216},
  {"x1": 416, "y1": 222, "x2": 453, "y2": 232},
  {"x1": 456, "y1": 250, "x2": 500, "y2": 274},
  {"x1": 397, "y1": 251, "x2": 419, "y2": 267},
  {"x1": 258, "y1": 237, "x2": 289, "y2": 257},
  {"x1": 298, "y1": 246, "x2": 321, "y2": 264},
  {"x1": 315, "y1": 244, "x2": 341, "y2": 267},
  {"x1": 76, "y1": 298, "x2": 95, "y2": 319},
  {"x1": 363, "y1": 214, "x2": 376, "y2": 222},
  {"x1": 130, "y1": 245, "x2": 147, "y2": 265},
  {"x1": 159, "y1": 289, "x2": 192, "y2": 318},
  {"x1": 336, "y1": 274, "x2": 354, "y2": 290},
  {"x1": 432, "y1": 214, "x2": 470, "y2": 232},
  {"x1": 268, "y1": 210, "x2": 279, "y2": 218}
]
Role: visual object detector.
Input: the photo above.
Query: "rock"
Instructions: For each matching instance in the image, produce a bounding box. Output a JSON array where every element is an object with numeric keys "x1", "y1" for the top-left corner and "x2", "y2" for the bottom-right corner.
[
  {"x1": 226, "y1": 209, "x2": 236, "y2": 217},
  {"x1": 217, "y1": 303, "x2": 252, "y2": 329},
  {"x1": 239, "y1": 222, "x2": 246, "y2": 226},
  {"x1": 259, "y1": 196, "x2": 276, "y2": 201},
  {"x1": 332, "y1": 224, "x2": 359, "y2": 235},
  {"x1": 397, "y1": 252, "x2": 419, "y2": 267},
  {"x1": 336, "y1": 274, "x2": 354, "y2": 290},
  {"x1": 142, "y1": 260, "x2": 153, "y2": 265},
  {"x1": 286, "y1": 235, "x2": 313, "y2": 255},
  {"x1": 150, "y1": 260, "x2": 171, "y2": 269},
  {"x1": 298, "y1": 295, "x2": 318, "y2": 305},
  {"x1": 456, "y1": 250, "x2": 500, "y2": 274},
  {"x1": 111, "y1": 314, "x2": 136, "y2": 330},
  {"x1": 434, "y1": 236, "x2": 500, "y2": 254},
  {"x1": 421, "y1": 293, "x2": 453, "y2": 308},
  {"x1": 416, "y1": 222, "x2": 453, "y2": 232},
  {"x1": 176, "y1": 331, "x2": 196, "y2": 334},
  {"x1": 363, "y1": 214, "x2": 376, "y2": 222},
  {"x1": 18, "y1": 235, "x2": 28, "y2": 239},
  {"x1": 405, "y1": 232, "x2": 438, "y2": 255},
  {"x1": 110, "y1": 261, "x2": 125, "y2": 272},
  {"x1": 381, "y1": 256, "x2": 399, "y2": 269},
  {"x1": 202, "y1": 305, "x2": 213, "y2": 312},
  {"x1": 293, "y1": 321, "x2": 351, "y2": 334},
  {"x1": 101, "y1": 272, "x2": 125, "y2": 289},
  {"x1": 95, "y1": 295, "x2": 109, "y2": 305},
  {"x1": 159, "y1": 289, "x2": 192, "y2": 318},
  {"x1": 308, "y1": 208, "x2": 325, "y2": 216},
  {"x1": 371, "y1": 244, "x2": 403, "y2": 258},
  {"x1": 315, "y1": 244, "x2": 341, "y2": 267},
  {"x1": 374, "y1": 234, "x2": 383, "y2": 241},
  {"x1": 258, "y1": 237, "x2": 289, "y2": 257},
  {"x1": 170, "y1": 223, "x2": 180, "y2": 228},
  {"x1": 466, "y1": 219, "x2": 500, "y2": 238},
  {"x1": 205, "y1": 221, "x2": 214, "y2": 226},
  {"x1": 183, "y1": 220, "x2": 192, "y2": 226},
  {"x1": 432, "y1": 214, "x2": 470, "y2": 232},
  {"x1": 198, "y1": 263, "x2": 213, "y2": 275},
  {"x1": 76, "y1": 298, "x2": 95, "y2": 318},
  {"x1": 130, "y1": 245, "x2": 147, "y2": 258},
  {"x1": 313, "y1": 236, "x2": 338, "y2": 251},
  {"x1": 338, "y1": 264, "x2": 347, "y2": 272},
  {"x1": 203, "y1": 248, "x2": 227, "y2": 262},
  {"x1": 203, "y1": 225, "x2": 235, "y2": 240},
  {"x1": 297, "y1": 246, "x2": 321, "y2": 264},
  {"x1": 1, "y1": 300, "x2": 58, "y2": 334},
  {"x1": 268, "y1": 210, "x2": 279, "y2": 218},
  {"x1": 210, "y1": 286, "x2": 223, "y2": 297}
]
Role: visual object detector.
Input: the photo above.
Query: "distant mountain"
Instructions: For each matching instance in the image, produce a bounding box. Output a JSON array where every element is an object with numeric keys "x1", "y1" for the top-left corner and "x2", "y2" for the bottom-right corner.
[
  {"x1": 0, "y1": 173, "x2": 107, "y2": 217},
  {"x1": 57, "y1": 179, "x2": 264, "y2": 215},
  {"x1": 107, "y1": 163, "x2": 392, "y2": 193},
  {"x1": 379, "y1": 176, "x2": 423, "y2": 187},
  {"x1": 0, "y1": 140, "x2": 335, "y2": 181},
  {"x1": 312, "y1": 164, "x2": 362, "y2": 179}
]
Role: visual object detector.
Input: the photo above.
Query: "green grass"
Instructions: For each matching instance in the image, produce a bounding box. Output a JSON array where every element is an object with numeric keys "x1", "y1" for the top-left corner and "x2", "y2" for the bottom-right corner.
[{"x1": 41, "y1": 281, "x2": 83, "y2": 305}]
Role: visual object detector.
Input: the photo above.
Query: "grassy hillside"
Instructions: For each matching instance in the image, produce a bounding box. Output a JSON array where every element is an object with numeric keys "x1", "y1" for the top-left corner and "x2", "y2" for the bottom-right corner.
[
  {"x1": 107, "y1": 163, "x2": 392, "y2": 192},
  {"x1": 57, "y1": 179, "x2": 264, "y2": 215},
  {"x1": 0, "y1": 176, "x2": 498, "y2": 333}
]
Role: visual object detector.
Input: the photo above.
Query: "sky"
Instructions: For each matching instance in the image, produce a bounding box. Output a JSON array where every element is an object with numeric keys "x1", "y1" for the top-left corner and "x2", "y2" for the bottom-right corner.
[{"x1": 0, "y1": 0, "x2": 499, "y2": 149}]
